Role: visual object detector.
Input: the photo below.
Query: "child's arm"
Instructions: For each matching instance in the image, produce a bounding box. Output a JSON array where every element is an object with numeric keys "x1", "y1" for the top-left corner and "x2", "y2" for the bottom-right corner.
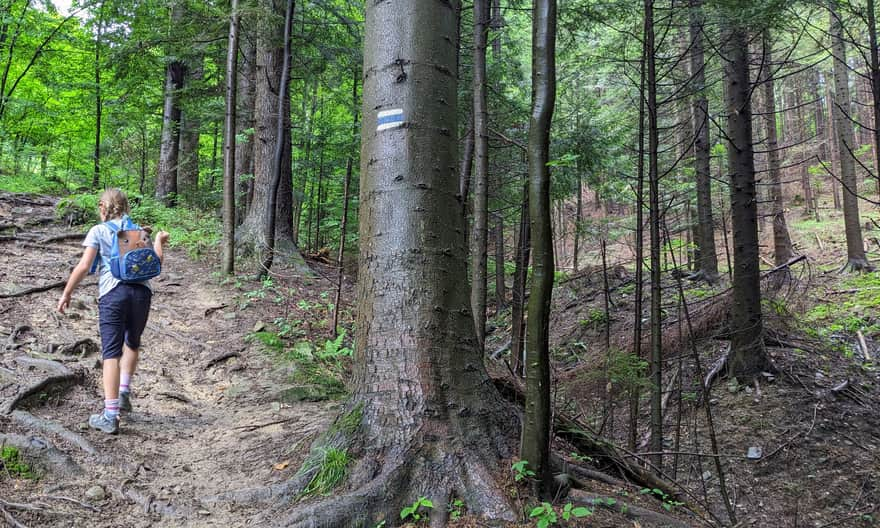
[
  {"x1": 153, "y1": 231, "x2": 170, "y2": 265},
  {"x1": 57, "y1": 246, "x2": 99, "y2": 314}
]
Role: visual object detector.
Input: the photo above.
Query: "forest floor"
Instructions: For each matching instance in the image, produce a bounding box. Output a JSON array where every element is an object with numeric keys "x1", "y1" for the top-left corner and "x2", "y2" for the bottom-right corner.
[{"x1": 1, "y1": 192, "x2": 879, "y2": 528}]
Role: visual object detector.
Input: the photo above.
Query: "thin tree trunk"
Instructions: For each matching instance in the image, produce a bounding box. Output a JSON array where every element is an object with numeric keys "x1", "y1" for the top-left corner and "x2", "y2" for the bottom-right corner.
[
  {"x1": 494, "y1": 212, "x2": 506, "y2": 310},
  {"x1": 259, "y1": 0, "x2": 294, "y2": 275},
  {"x1": 689, "y1": 0, "x2": 718, "y2": 281},
  {"x1": 331, "y1": 70, "x2": 359, "y2": 340},
  {"x1": 868, "y1": 0, "x2": 880, "y2": 196},
  {"x1": 522, "y1": 0, "x2": 556, "y2": 498},
  {"x1": 830, "y1": 1, "x2": 871, "y2": 270},
  {"x1": 760, "y1": 30, "x2": 794, "y2": 266},
  {"x1": 179, "y1": 59, "x2": 204, "y2": 202},
  {"x1": 471, "y1": 0, "x2": 490, "y2": 351},
  {"x1": 92, "y1": 2, "x2": 103, "y2": 189},
  {"x1": 235, "y1": 37, "x2": 256, "y2": 225},
  {"x1": 511, "y1": 181, "x2": 530, "y2": 378},
  {"x1": 222, "y1": 0, "x2": 240, "y2": 275},
  {"x1": 645, "y1": 0, "x2": 663, "y2": 474}
]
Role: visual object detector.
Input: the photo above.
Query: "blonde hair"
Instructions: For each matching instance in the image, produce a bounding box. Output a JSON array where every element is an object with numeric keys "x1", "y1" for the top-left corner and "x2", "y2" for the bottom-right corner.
[{"x1": 99, "y1": 188, "x2": 129, "y2": 220}]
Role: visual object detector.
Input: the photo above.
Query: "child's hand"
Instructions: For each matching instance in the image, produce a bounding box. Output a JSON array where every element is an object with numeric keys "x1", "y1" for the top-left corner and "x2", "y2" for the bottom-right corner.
[
  {"x1": 155, "y1": 231, "x2": 170, "y2": 246},
  {"x1": 57, "y1": 293, "x2": 71, "y2": 314}
]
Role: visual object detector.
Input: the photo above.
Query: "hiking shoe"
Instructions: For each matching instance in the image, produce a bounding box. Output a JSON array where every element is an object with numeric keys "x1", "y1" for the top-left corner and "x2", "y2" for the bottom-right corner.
[
  {"x1": 119, "y1": 391, "x2": 132, "y2": 412},
  {"x1": 88, "y1": 412, "x2": 119, "y2": 435}
]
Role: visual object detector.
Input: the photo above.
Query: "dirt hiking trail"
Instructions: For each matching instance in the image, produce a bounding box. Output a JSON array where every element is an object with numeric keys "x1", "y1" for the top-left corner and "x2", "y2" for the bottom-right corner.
[{"x1": 1, "y1": 193, "x2": 338, "y2": 527}]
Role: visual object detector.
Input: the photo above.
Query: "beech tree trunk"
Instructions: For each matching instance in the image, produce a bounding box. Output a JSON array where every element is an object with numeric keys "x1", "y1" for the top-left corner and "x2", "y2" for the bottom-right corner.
[
  {"x1": 156, "y1": 60, "x2": 186, "y2": 204},
  {"x1": 829, "y1": 1, "x2": 871, "y2": 270},
  {"x1": 522, "y1": 0, "x2": 557, "y2": 498},
  {"x1": 280, "y1": 2, "x2": 519, "y2": 524},
  {"x1": 178, "y1": 59, "x2": 204, "y2": 203},
  {"x1": 760, "y1": 31, "x2": 794, "y2": 266},
  {"x1": 238, "y1": 0, "x2": 305, "y2": 271},
  {"x1": 723, "y1": 22, "x2": 773, "y2": 380},
  {"x1": 235, "y1": 36, "x2": 256, "y2": 224}
]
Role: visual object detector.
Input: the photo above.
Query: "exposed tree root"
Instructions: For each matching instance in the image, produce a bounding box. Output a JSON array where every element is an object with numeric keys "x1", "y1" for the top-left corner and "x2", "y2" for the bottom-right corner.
[
  {"x1": 10, "y1": 411, "x2": 98, "y2": 458},
  {"x1": 569, "y1": 490, "x2": 693, "y2": 528},
  {"x1": 839, "y1": 258, "x2": 874, "y2": 273},
  {"x1": 0, "y1": 504, "x2": 29, "y2": 528},
  {"x1": 37, "y1": 233, "x2": 87, "y2": 244},
  {"x1": 0, "y1": 433, "x2": 82, "y2": 476},
  {"x1": 5, "y1": 325, "x2": 32, "y2": 350},
  {"x1": 0, "y1": 280, "x2": 93, "y2": 299},
  {"x1": 3, "y1": 365, "x2": 83, "y2": 414}
]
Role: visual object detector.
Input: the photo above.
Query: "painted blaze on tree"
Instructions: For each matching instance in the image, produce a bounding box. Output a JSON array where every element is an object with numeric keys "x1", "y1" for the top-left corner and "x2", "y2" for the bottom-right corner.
[{"x1": 283, "y1": 1, "x2": 518, "y2": 525}]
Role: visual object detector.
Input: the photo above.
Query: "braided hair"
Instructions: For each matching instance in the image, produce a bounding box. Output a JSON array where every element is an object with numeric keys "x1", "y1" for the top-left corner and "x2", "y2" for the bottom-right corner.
[{"x1": 99, "y1": 188, "x2": 130, "y2": 220}]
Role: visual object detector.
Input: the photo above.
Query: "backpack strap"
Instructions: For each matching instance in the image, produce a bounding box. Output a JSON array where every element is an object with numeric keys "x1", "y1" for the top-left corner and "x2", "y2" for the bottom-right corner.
[{"x1": 89, "y1": 219, "x2": 122, "y2": 274}]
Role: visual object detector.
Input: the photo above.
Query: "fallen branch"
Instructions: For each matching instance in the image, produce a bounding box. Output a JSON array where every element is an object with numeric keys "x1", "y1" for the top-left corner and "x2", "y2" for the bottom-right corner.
[
  {"x1": 857, "y1": 331, "x2": 872, "y2": 361},
  {"x1": 37, "y1": 233, "x2": 85, "y2": 244},
  {"x1": 38, "y1": 495, "x2": 100, "y2": 513},
  {"x1": 569, "y1": 490, "x2": 693, "y2": 528},
  {"x1": 0, "y1": 504, "x2": 29, "y2": 528},
  {"x1": 203, "y1": 304, "x2": 228, "y2": 317},
  {"x1": 156, "y1": 391, "x2": 192, "y2": 404},
  {"x1": 232, "y1": 417, "x2": 296, "y2": 432},
  {"x1": 761, "y1": 402, "x2": 819, "y2": 461}
]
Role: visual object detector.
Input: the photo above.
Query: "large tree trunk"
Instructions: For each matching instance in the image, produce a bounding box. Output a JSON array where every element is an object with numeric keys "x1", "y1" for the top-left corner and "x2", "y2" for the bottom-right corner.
[
  {"x1": 830, "y1": 1, "x2": 871, "y2": 271},
  {"x1": 156, "y1": 59, "x2": 186, "y2": 204},
  {"x1": 238, "y1": 0, "x2": 305, "y2": 271},
  {"x1": 235, "y1": 36, "x2": 256, "y2": 225},
  {"x1": 689, "y1": 0, "x2": 718, "y2": 282},
  {"x1": 470, "y1": 0, "x2": 490, "y2": 351},
  {"x1": 723, "y1": 22, "x2": 773, "y2": 380},
  {"x1": 760, "y1": 30, "x2": 794, "y2": 266},
  {"x1": 222, "y1": 0, "x2": 240, "y2": 275},
  {"x1": 178, "y1": 58, "x2": 204, "y2": 203},
  {"x1": 279, "y1": 2, "x2": 519, "y2": 524},
  {"x1": 522, "y1": 0, "x2": 556, "y2": 498}
]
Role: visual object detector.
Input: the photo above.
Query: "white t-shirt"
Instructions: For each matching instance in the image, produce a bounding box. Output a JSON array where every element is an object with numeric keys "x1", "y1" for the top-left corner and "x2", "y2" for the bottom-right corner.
[{"x1": 83, "y1": 218, "x2": 151, "y2": 298}]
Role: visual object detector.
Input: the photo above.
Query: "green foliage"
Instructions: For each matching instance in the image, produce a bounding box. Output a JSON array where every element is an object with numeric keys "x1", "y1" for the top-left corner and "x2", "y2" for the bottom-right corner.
[
  {"x1": 512, "y1": 459, "x2": 536, "y2": 482},
  {"x1": 640, "y1": 488, "x2": 684, "y2": 511},
  {"x1": 802, "y1": 272, "x2": 880, "y2": 341},
  {"x1": 400, "y1": 496, "x2": 433, "y2": 521},
  {"x1": 529, "y1": 503, "x2": 557, "y2": 528},
  {"x1": 579, "y1": 308, "x2": 609, "y2": 329},
  {"x1": 448, "y1": 498, "x2": 465, "y2": 521},
  {"x1": 1, "y1": 446, "x2": 36, "y2": 479},
  {"x1": 300, "y1": 447, "x2": 349, "y2": 497}
]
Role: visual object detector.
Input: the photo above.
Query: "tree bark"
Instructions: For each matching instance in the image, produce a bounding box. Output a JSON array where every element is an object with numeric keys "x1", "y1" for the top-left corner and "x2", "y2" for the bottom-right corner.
[
  {"x1": 156, "y1": 2, "x2": 186, "y2": 206},
  {"x1": 178, "y1": 59, "x2": 204, "y2": 203},
  {"x1": 829, "y1": 1, "x2": 871, "y2": 270},
  {"x1": 471, "y1": 0, "x2": 490, "y2": 351},
  {"x1": 522, "y1": 0, "x2": 556, "y2": 498},
  {"x1": 689, "y1": 0, "x2": 718, "y2": 281},
  {"x1": 235, "y1": 35, "x2": 256, "y2": 224},
  {"x1": 92, "y1": 2, "x2": 103, "y2": 190},
  {"x1": 868, "y1": 0, "x2": 880, "y2": 196},
  {"x1": 760, "y1": 30, "x2": 794, "y2": 266},
  {"x1": 222, "y1": 0, "x2": 240, "y2": 275},
  {"x1": 511, "y1": 181, "x2": 530, "y2": 378},
  {"x1": 645, "y1": 0, "x2": 663, "y2": 473},
  {"x1": 238, "y1": 0, "x2": 305, "y2": 270},
  {"x1": 494, "y1": 212, "x2": 506, "y2": 310},
  {"x1": 279, "y1": 2, "x2": 519, "y2": 524},
  {"x1": 723, "y1": 21, "x2": 773, "y2": 380}
]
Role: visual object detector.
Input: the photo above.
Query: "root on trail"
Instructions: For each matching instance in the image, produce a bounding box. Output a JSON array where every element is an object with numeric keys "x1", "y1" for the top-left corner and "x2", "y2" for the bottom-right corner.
[
  {"x1": 569, "y1": 490, "x2": 692, "y2": 528},
  {"x1": 3, "y1": 361, "x2": 83, "y2": 414},
  {"x1": 0, "y1": 433, "x2": 82, "y2": 476},
  {"x1": 114, "y1": 480, "x2": 190, "y2": 518},
  {"x1": 0, "y1": 280, "x2": 94, "y2": 299},
  {"x1": 10, "y1": 411, "x2": 98, "y2": 457},
  {"x1": 839, "y1": 257, "x2": 875, "y2": 273}
]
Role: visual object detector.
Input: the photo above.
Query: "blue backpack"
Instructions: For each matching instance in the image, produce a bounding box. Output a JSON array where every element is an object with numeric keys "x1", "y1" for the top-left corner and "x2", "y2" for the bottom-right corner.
[{"x1": 90, "y1": 215, "x2": 162, "y2": 282}]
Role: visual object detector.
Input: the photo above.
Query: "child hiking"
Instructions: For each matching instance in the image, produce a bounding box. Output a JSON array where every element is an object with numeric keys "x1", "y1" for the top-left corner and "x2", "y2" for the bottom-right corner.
[{"x1": 56, "y1": 188, "x2": 169, "y2": 434}]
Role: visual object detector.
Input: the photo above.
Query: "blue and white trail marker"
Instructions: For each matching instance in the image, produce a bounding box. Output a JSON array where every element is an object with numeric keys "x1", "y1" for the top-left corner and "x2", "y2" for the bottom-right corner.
[{"x1": 377, "y1": 108, "x2": 405, "y2": 131}]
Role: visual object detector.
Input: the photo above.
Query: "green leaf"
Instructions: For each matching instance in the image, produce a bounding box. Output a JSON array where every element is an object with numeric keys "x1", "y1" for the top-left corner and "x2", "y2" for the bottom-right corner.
[
  {"x1": 571, "y1": 506, "x2": 592, "y2": 517},
  {"x1": 529, "y1": 506, "x2": 546, "y2": 517}
]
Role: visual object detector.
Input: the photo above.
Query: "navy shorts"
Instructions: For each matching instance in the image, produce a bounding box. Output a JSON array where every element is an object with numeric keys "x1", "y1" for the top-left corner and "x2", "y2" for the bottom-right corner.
[{"x1": 98, "y1": 284, "x2": 152, "y2": 360}]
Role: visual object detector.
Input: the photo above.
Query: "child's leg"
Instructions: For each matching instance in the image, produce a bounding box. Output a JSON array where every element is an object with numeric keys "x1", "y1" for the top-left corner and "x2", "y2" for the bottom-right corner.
[
  {"x1": 103, "y1": 357, "x2": 121, "y2": 400},
  {"x1": 120, "y1": 344, "x2": 139, "y2": 393},
  {"x1": 97, "y1": 287, "x2": 126, "y2": 423}
]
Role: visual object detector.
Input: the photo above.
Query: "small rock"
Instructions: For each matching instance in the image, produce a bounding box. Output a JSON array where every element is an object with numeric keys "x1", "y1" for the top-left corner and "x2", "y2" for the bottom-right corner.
[
  {"x1": 253, "y1": 321, "x2": 266, "y2": 332},
  {"x1": 747, "y1": 446, "x2": 763, "y2": 459},
  {"x1": 85, "y1": 485, "x2": 105, "y2": 501},
  {"x1": 271, "y1": 402, "x2": 282, "y2": 412},
  {"x1": 78, "y1": 423, "x2": 89, "y2": 431},
  {"x1": 727, "y1": 379, "x2": 740, "y2": 394},
  {"x1": 223, "y1": 312, "x2": 237, "y2": 320},
  {"x1": 198, "y1": 510, "x2": 211, "y2": 516},
  {"x1": 701, "y1": 471, "x2": 713, "y2": 481}
]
